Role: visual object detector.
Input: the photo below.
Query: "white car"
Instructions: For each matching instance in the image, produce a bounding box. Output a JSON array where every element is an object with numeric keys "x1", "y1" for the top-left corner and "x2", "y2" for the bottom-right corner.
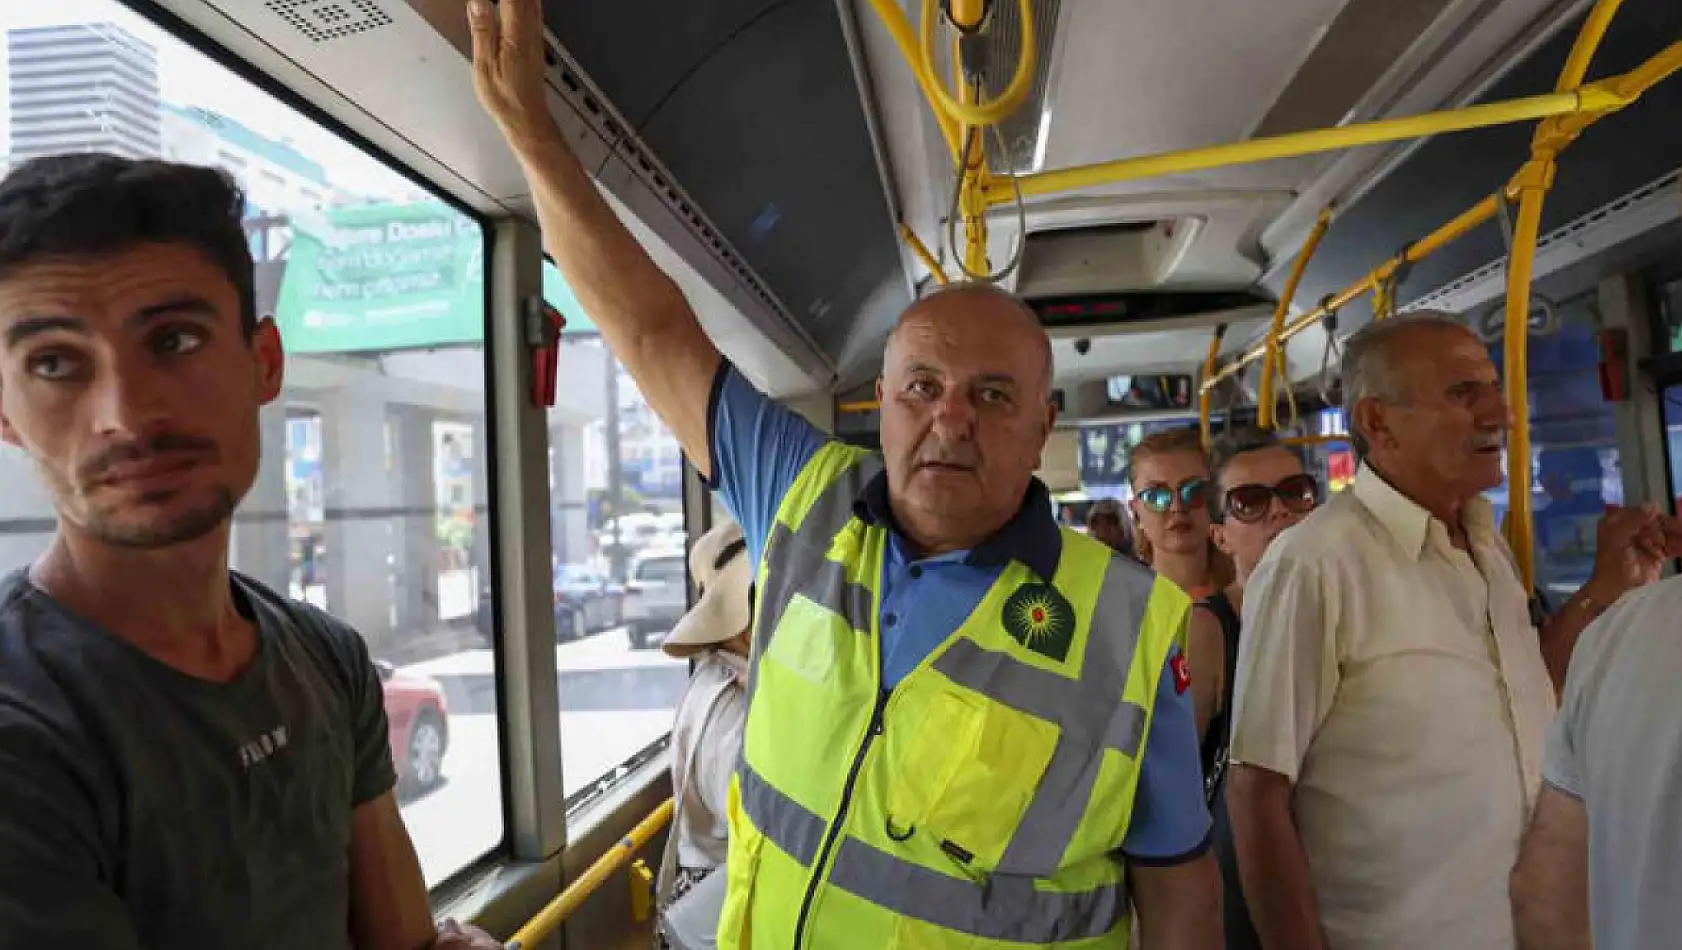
[{"x1": 624, "y1": 547, "x2": 688, "y2": 649}]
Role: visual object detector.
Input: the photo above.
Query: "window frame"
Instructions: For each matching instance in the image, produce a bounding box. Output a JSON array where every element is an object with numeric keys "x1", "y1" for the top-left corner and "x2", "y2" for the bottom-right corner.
[{"x1": 112, "y1": 0, "x2": 510, "y2": 895}]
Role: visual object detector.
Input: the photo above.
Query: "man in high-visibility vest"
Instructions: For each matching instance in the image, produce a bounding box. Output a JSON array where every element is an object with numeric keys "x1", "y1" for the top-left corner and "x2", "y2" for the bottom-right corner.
[{"x1": 467, "y1": 1, "x2": 1222, "y2": 946}]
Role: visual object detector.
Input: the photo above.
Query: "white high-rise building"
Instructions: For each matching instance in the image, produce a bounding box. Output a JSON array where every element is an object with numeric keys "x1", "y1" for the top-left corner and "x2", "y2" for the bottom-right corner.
[
  {"x1": 7, "y1": 23, "x2": 160, "y2": 162},
  {"x1": 160, "y1": 104, "x2": 332, "y2": 213}
]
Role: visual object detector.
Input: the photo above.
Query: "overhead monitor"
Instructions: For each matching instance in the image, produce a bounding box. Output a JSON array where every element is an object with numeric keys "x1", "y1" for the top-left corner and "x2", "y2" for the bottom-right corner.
[
  {"x1": 1105, "y1": 374, "x2": 1194, "y2": 411},
  {"x1": 1029, "y1": 290, "x2": 1270, "y2": 330}
]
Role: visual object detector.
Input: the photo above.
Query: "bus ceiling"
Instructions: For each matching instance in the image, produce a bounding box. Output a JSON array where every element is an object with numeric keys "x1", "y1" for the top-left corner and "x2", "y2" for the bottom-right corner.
[{"x1": 161, "y1": 0, "x2": 1682, "y2": 406}]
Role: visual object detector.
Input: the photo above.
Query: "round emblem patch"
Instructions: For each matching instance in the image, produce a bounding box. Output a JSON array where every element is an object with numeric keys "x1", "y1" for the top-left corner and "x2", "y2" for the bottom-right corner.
[{"x1": 1002, "y1": 584, "x2": 1076, "y2": 663}]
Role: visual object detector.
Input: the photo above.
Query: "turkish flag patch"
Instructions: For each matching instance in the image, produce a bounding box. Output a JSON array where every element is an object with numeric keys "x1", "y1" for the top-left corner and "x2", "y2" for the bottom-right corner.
[{"x1": 1171, "y1": 653, "x2": 1192, "y2": 695}]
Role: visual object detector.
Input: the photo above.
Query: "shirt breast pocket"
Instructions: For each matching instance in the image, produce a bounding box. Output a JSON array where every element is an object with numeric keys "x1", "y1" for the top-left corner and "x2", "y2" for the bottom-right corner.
[{"x1": 885, "y1": 687, "x2": 1060, "y2": 874}]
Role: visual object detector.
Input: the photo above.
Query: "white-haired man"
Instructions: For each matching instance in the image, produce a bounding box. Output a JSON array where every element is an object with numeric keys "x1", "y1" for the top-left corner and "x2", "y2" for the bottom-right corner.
[{"x1": 1225, "y1": 311, "x2": 1681, "y2": 950}]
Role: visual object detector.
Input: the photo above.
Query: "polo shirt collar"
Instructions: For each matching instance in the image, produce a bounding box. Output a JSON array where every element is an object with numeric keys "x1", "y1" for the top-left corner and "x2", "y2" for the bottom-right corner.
[{"x1": 852, "y1": 468, "x2": 1062, "y2": 581}]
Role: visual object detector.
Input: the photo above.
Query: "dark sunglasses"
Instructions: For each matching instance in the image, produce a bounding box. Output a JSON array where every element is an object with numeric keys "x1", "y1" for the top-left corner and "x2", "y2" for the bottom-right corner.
[
  {"x1": 1134, "y1": 478, "x2": 1210, "y2": 514},
  {"x1": 1220, "y1": 474, "x2": 1320, "y2": 524}
]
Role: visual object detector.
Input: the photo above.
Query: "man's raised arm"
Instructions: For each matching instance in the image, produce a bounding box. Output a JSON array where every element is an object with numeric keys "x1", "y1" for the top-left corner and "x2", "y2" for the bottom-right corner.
[{"x1": 467, "y1": 0, "x2": 721, "y2": 476}]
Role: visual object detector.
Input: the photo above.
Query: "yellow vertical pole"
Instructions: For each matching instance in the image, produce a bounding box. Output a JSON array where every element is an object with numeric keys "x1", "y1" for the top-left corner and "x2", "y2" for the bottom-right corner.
[
  {"x1": 900, "y1": 223, "x2": 950, "y2": 285},
  {"x1": 1502, "y1": 160, "x2": 1552, "y2": 592},
  {"x1": 1257, "y1": 207, "x2": 1332, "y2": 430},
  {"x1": 1200, "y1": 326, "x2": 1226, "y2": 450},
  {"x1": 956, "y1": 52, "x2": 991, "y2": 278},
  {"x1": 1501, "y1": 0, "x2": 1620, "y2": 590}
]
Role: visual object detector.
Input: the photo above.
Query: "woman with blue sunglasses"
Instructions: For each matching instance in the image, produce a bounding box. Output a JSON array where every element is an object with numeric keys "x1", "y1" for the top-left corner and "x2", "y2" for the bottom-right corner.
[{"x1": 1127, "y1": 426, "x2": 1231, "y2": 601}]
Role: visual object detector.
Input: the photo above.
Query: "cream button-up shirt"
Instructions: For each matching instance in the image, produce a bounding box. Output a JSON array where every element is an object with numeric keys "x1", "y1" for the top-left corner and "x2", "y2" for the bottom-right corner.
[{"x1": 1229, "y1": 463, "x2": 1557, "y2": 950}]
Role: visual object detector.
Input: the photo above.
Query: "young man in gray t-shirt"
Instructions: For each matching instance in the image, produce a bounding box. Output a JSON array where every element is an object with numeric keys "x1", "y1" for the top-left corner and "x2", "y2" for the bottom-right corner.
[
  {"x1": 0, "y1": 154, "x2": 496, "y2": 949},
  {"x1": 1512, "y1": 572, "x2": 1682, "y2": 950}
]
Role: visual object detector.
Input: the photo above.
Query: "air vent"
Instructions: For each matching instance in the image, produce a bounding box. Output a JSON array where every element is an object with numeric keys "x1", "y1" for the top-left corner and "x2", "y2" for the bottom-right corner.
[
  {"x1": 534, "y1": 39, "x2": 797, "y2": 328},
  {"x1": 265, "y1": 0, "x2": 392, "y2": 43},
  {"x1": 1404, "y1": 168, "x2": 1682, "y2": 315}
]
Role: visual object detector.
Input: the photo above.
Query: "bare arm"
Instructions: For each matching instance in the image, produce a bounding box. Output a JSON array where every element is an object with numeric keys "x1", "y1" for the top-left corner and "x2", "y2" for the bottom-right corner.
[
  {"x1": 348, "y1": 792, "x2": 435, "y2": 950},
  {"x1": 1538, "y1": 506, "x2": 1682, "y2": 692},
  {"x1": 467, "y1": 0, "x2": 721, "y2": 475},
  {"x1": 1185, "y1": 606, "x2": 1225, "y2": 745},
  {"x1": 1129, "y1": 854, "x2": 1223, "y2": 950},
  {"x1": 1511, "y1": 786, "x2": 1590, "y2": 950},
  {"x1": 1226, "y1": 764, "x2": 1326, "y2": 950}
]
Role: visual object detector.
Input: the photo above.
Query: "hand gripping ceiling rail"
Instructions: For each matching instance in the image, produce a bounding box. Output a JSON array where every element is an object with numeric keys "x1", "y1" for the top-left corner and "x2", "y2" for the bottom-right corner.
[{"x1": 868, "y1": 0, "x2": 1680, "y2": 590}]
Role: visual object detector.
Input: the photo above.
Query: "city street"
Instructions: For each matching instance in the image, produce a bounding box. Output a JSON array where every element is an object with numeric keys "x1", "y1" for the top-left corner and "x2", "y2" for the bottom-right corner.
[{"x1": 396, "y1": 626, "x2": 688, "y2": 886}]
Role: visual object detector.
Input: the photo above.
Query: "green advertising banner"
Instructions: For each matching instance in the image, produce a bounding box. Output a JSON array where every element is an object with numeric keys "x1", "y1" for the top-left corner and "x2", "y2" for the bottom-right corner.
[{"x1": 275, "y1": 202, "x2": 485, "y2": 354}]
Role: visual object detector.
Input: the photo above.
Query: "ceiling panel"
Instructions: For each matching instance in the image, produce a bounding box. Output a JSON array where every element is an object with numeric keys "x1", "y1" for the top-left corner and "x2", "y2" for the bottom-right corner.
[
  {"x1": 1281, "y1": 0, "x2": 1682, "y2": 327},
  {"x1": 1041, "y1": 0, "x2": 1353, "y2": 192},
  {"x1": 543, "y1": 0, "x2": 910, "y2": 361}
]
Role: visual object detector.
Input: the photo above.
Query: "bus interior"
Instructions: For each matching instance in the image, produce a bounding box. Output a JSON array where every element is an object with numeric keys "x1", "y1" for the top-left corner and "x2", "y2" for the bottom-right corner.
[{"x1": 2, "y1": 0, "x2": 1680, "y2": 945}]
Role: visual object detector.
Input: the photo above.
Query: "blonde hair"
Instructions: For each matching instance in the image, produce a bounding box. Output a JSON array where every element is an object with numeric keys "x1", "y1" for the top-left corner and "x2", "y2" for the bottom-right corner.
[{"x1": 1127, "y1": 425, "x2": 1235, "y2": 593}]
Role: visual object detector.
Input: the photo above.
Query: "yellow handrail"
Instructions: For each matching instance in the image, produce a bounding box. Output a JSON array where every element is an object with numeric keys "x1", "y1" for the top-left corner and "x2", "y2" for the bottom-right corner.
[
  {"x1": 1199, "y1": 38, "x2": 1682, "y2": 397},
  {"x1": 855, "y1": 0, "x2": 1675, "y2": 590},
  {"x1": 983, "y1": 83, "x2": 1627, "y2": 204},
  {"x1": 917, "y1": 0, "x2": 1038, "y2": 129},
  {"x1": 947, "y1": 0, "x2": 988, "y2": 32},
  {"x1": 506, "y1": 799, "x2": 674, "y2": 950},
  {"x1": 1502, "y1": 162, "x2": 1550, "y2": 591},
  {"x1": 1281, "y1": 434, "x2": 1350, "y2": 448},
  {"x1": 1200, "y1": 194, "x2": 1502, "y2": 392},
  {"x1": 862, "y1": 0, "x2": 962, "y2": 159},
  {"x1": 900, "y1": 222, "x2": 950, "y2": 286},
  {"x1": 1500, "y1": 0, "x2": 1624, "y2": 590},
  {"x1": 1257, "y1": 207, "x2": 1332, "y2": 430},
  {"x1": 1556, "y1": 0, "x2": 1623, "y2": 92},
  {"x1": 1198, "y1": 324, "x2": 1226, "y2": 450}
]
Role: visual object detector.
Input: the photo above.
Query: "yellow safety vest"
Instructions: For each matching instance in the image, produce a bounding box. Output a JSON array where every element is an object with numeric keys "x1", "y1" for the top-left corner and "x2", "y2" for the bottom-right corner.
[{"x1": 719, "y1": 443, "x2": 1190, "y2": 949}]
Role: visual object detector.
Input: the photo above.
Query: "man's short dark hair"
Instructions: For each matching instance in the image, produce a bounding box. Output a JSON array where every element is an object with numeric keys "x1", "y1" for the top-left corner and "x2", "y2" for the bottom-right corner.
[{"x1": 0, "y1": 153, "x2": 257, "y2": 337}]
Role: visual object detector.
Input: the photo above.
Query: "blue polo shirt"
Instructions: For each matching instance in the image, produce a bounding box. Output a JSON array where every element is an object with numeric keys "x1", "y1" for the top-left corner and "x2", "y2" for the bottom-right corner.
[{"x1": 705, "y1": 363, "x2": 1210, "y2": 863}]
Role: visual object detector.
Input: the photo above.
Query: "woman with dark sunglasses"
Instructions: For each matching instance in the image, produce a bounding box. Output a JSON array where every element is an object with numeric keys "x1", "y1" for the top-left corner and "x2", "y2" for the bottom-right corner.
[
  {"x1": 1190, "y1": 428, "x2": 1320, "y2": 950},
  {"x1": 1127, "y1": 426, "x2": 1233, "y2": 600}
]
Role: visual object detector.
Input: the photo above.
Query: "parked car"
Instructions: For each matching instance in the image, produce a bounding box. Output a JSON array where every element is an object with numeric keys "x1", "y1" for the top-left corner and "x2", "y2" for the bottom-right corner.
[
  {"x1": 377, "y1": 659, "x2": 449, "y2": 795},
  {"x1": 554, "y1": 564, "x2": 625, "y2": 641},
  {"x1": 624, "y1": 547, "x2": 688, "y2": 649}
]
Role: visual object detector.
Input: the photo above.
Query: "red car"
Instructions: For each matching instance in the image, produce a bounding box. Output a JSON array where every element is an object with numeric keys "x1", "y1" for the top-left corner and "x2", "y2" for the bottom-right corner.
[{"x1": 375, "y1": 660, "x2": 450, "y2": 794}]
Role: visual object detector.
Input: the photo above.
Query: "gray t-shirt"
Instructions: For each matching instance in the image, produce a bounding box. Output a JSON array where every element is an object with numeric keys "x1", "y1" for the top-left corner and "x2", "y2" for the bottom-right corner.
[
  {"x1": 0, "y1": 568, "x2": 396, "y2": 949},
  {"x1": 1542, "y1": 574, "x2": 1682, "y2": 950}
]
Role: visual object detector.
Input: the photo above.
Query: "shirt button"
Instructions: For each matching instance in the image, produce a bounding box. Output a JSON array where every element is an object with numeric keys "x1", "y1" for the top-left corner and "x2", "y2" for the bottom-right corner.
[
  {"x1": 884, "y1": 613, "x2": 899, "y2": 627},
  {"x1": 908, "y1": 566, "x2": 923, "y2": 579}
]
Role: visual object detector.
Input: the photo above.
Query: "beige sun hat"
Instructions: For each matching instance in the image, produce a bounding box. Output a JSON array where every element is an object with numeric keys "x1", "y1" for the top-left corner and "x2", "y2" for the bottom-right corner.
[{"x1": 660, "y1": 519, "x2": 752, "y2": 659}]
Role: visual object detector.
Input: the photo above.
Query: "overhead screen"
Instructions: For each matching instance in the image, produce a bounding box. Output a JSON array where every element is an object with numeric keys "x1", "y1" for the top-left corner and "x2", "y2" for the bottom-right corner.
[
  {"x1": 1106, "y1": 374, "x2": 1194, "y2": 410},
  {"x1": 1030, "y1": 291, "x2": 1270, "y2": 330}
]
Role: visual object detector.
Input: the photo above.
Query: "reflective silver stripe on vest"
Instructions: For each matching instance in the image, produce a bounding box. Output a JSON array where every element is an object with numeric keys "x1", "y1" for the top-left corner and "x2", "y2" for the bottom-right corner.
[
  {"x1": 827, "y1": 837, "x2": 1128, "y2": 943},
  {"x1": 933, "y1": 557, "x2": 1157, "y2": 875},
  {"x1": 748, "y1": 451, "x2": 883, "y2": 712},
  {"x1": 739, "y1": 761, "x2": 1129, "y2": 942},
  {"x1": 739, "y1": 763, "x2": 826, "y2": 866}
]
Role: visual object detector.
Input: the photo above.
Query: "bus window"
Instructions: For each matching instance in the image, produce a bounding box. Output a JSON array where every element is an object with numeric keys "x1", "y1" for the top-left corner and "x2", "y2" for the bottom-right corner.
[
  {"x1": 546, "y1": 269, "x2": 689, "y2": 811},
  {"x1": 1488, "y1": 292, "x2": 1624, "y2": 602},
  {"x1": 1664, "y1": 388, "x2": 1682, "y2": 515},
  {"x1": 0, "y1": 2, "x2": 505, "y2": 888},
  {"x1": 1659, "y1": 274, "x2": 1682, "y2": 513}
]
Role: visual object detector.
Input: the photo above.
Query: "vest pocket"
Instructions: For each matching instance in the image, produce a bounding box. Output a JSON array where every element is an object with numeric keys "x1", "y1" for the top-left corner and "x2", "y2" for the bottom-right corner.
[
  {"x1": 717, "y1": 812, "x2": 765, "y2": 950},
  {"x1": 887, "y1": 689, "x2": 1058, "y2": 873}
]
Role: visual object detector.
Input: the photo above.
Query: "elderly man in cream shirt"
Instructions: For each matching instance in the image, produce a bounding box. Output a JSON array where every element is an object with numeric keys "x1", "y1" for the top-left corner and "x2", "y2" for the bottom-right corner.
[{"x1": 1224, "y1": 311, "x2": 1680, "y2": 950}]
